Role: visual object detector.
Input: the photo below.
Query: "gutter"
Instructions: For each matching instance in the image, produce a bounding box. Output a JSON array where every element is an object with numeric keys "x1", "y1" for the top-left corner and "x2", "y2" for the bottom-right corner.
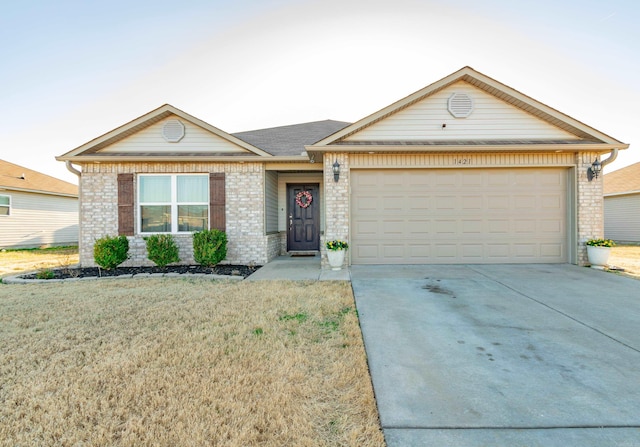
[
  {"x1": 600, "y1": 148, "x2": 618, "y2": 169},
  {"x1": 65, "y1": 161, "x2": 81, "y2": 177}
]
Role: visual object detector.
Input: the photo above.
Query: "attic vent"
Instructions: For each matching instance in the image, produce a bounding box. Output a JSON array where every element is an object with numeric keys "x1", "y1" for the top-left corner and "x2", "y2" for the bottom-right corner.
[
  {"x1": 162, "y1": 119, "x2": 185, "y2": 142},
  {"x1": 447, "y1": 93, "x2": 474, "y2": 118}
]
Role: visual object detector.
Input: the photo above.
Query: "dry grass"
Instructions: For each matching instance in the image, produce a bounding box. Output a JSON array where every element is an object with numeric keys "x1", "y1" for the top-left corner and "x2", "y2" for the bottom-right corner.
[
  {"x1": 0, "y1": 247, "x2": 79, "y2": 277},
  {"x1": 0, "y1": 279, "x2": 385, "y2": 446},
  {"x1": 609, "y1": 244, "x2": 640, "y2": 279}
]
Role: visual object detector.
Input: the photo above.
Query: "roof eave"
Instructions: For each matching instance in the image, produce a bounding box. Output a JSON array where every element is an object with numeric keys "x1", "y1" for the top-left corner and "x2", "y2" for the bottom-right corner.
[
  {"x1": 0, "y1": 186, "x2": 78, "y2": 198},
  {"x1": 55, "y1": 155, "x2": 312, "y2": 163},
  {"x1": 604, "y1": 190, "x2": 640, "y2": 198},
  {"x1": 306, "y1": 143, "x2": 627, "y2": 153}
]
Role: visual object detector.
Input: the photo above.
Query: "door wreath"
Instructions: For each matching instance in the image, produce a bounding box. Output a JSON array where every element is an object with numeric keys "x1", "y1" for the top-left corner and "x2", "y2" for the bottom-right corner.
[{"x1": 295, "y1": 190, "x2": 313, "y2": 208}]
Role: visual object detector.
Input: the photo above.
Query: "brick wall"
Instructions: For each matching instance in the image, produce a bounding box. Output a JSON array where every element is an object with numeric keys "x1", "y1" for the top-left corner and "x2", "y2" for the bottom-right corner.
[
  {"x1": 322, "y1": 154, "x2": 350, "y2": 269},
  {"x1": 78, "y1": 162, "x2": 269, "y2": 267},
  {"x1": 576, "y1": 152, "x2": 604, "y2": 265}
]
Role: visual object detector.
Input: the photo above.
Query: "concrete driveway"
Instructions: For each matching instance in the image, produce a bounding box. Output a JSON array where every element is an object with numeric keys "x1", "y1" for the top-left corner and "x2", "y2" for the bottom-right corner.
[{"x1": 351, "y1": 264, "x2": 640, "y2": 446}]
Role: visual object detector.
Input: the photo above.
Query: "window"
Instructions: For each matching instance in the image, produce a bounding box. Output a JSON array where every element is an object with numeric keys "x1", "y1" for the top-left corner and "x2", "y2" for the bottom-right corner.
[
  {"x1": 0, "y1": 195, "x2": 10, "y2": 216},
  {"x1": 139, "y1": 175, "x2": 208, "y2": 233}
]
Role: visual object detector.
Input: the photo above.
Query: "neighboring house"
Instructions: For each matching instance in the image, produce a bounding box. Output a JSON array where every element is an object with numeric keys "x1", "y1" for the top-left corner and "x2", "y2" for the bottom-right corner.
[
  {"x1": 56, "y1": 67, "x2": 628, "y2": 268},
  {"x1": 604, "y1": 162, "x2": 640, "y2": 242},
  {"x1": 0, "y1": 159, "x2": 78, "y2": 249}
]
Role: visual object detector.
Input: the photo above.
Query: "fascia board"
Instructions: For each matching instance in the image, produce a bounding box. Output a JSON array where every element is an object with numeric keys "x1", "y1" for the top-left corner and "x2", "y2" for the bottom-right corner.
[{"x1": 306, "y1": 143, "x2": 626, "y2": 153}]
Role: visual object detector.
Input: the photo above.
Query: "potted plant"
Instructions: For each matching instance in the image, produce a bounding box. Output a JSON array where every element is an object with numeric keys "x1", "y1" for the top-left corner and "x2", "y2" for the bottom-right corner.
[
  {"x1": 326, "y1": 239, "x2": 349, "y2": 270},
  {"x1": 585, "y1": 238, "x2": 615, "y2": 270}
]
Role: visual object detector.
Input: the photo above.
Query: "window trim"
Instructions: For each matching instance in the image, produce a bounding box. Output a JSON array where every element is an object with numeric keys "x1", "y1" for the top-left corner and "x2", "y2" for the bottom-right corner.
[
  {"x1": 0, "y1": 194, "x2": 10, "y2": 216},
  {"x1": 138, "y1": 174, "x2": 209, "y2": 234}
]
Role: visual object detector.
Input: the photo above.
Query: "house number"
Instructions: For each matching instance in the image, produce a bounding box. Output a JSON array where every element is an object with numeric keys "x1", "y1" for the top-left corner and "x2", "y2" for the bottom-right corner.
[{"x1": 454, "y1": 158, "x2": 472, "y2": 165}]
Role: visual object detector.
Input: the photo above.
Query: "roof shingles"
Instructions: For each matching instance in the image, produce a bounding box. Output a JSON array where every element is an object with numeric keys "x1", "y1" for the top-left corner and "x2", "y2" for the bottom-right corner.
[
  {"x1": 232, "y1": 120, "x2": 351, "y2": 156},
  {"x1": 604, "y1": 162, "x2": 640, "y2": 195},
  {"x1": 0, "y1": 160, "x2": 77, "y2": 196}
]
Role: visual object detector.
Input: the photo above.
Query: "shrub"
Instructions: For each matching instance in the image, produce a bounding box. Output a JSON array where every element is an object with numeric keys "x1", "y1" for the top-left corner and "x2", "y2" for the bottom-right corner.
[
  {"x1": 36, "y1": 269, "x2": 55, "y2": 280},
  {"x1": 586, "y1": 238, "x2": 615, "y2": 247},
  {"x1": 93, "y1": 235, "x2": 129, "y2": 270},
  {"x1": 192, "y1": 229, "x2": 227, "y2": 267},
  {"x1": 145, "y1": 234, "x2": 180, "y2": 267}
]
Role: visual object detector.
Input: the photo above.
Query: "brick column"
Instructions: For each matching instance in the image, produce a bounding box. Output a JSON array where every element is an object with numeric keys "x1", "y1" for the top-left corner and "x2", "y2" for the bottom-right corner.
[
  {"x1": 576, "y1": 152, "x2": 604, "y2": 265},
  {"x1": 323, "y1": 153, "x2": 350, "y2": 269}
]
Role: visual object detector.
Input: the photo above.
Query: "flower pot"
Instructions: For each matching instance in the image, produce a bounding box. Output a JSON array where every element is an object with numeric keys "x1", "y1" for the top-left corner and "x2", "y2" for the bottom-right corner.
[
  {"x1": 587, "y1": 246, "x2": 611, "y2": 270},
  {"x1": 327, "y1": 249, "x2": 345, "y2": 270}
]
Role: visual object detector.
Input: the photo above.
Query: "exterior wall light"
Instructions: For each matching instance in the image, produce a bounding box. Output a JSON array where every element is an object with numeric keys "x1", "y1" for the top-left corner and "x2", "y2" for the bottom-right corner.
[
  {"x1": 332, "y1": 160, "x2": 340, "y2": 182},
  {"x1": 587, "y1": 158, "x2": 602, "y2": 182}
]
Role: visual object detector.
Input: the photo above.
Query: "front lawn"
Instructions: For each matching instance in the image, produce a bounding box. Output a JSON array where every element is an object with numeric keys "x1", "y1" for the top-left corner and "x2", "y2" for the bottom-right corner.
[{"x1": 0, "y1": 279, "x2": 384, "y2": 446}]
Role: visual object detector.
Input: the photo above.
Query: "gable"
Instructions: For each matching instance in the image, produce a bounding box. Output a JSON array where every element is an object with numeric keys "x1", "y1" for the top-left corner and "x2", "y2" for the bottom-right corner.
[
  {"x1": 343, "y1": 81, "x2": 578, "y2": 143},
  {"x1": 98, "y1": 115, "x2": 253, "y2": 155},
  {"x1": 56, "y1": 104, "x2": 272, "y2": 162},
  {"x1": 311, "y1": 66, "x2": 627, "y2": 153}
]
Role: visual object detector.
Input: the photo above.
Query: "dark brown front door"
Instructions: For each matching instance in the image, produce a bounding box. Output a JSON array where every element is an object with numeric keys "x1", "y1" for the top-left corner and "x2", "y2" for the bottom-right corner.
[{"x1": 287, "y1": 184, "x2": 319, "y2": 251}]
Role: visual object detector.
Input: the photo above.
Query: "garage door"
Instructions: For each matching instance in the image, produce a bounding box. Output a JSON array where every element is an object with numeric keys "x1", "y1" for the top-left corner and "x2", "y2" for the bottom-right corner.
[{"x1": 351, "y1": 168, "x2": 567, "y2": 264}]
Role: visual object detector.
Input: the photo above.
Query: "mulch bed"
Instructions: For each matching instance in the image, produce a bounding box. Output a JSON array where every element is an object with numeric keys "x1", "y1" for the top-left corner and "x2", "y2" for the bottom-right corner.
[{"x1": 20, "y1": 264, "x2": 261, "y2": 280}]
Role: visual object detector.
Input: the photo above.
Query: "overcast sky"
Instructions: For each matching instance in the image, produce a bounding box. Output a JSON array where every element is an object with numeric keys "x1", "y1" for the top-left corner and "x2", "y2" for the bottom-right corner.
[{"x1": 1, "y1": 0, "x2": 638, "y2": 184}]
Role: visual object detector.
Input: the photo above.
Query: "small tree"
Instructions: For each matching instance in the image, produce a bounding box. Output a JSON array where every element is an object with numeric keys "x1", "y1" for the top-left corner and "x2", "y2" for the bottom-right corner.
[
  {"x1": 193, "y1": 229, "x2": 227, "y2": 267},
  {"x1": 93, "y1": 235, "x2": 129, "y2": 270},
  {"x1": 145, "y1": 234, "x2": 180, "y2": 268}
]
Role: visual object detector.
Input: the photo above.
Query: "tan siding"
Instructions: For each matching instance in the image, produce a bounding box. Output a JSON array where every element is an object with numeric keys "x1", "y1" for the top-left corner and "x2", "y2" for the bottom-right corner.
[
  {"x1": 350, "y1": 152, "x2": 575, "y2": 168},
  {"x1": 99, "y1": 116, "x2": 251, "y2": 154},
  {"x1": 345, "y1": 81, "x2": 578, "y2": 142},
  {"x1": 0, "y1": 191, "x2": 78, "y2": 248},
  {"x1": 604, "y1": 194, "x2": 640, "y2": 242},
  {"x1": 265, "y1": 171, "x2": 278, "y2": 233}
]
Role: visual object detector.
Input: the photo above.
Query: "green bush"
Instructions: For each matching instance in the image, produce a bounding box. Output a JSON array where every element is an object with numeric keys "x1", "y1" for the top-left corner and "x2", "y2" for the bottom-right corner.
[
  {"x1": 192, "y1": 229, "x2": 227, "y2": 267},
  {"x1": 93, "y1": 235, "x2": 129, "y2": 270},
  {"x1": 145, "y1": 234, "x2": 180, "y2": 267},
  {"x1": 36, "y1": 269, "x2": 55, "y2": 280}
]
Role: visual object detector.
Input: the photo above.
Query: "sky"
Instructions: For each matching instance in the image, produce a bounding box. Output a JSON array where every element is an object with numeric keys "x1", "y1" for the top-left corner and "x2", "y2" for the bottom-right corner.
[{"x1": 1, "y1": 0, "x2": 639, "y2": 185}]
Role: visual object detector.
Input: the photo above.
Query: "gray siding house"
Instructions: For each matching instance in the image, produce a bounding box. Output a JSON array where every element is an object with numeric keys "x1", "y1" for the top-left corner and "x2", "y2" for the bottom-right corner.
[
  {"x1": 604, "y1": 162, "x2": 640, "y2": 242},
  {"x1": 0, "y1": 160, "x2": 78, "y2": 249}
]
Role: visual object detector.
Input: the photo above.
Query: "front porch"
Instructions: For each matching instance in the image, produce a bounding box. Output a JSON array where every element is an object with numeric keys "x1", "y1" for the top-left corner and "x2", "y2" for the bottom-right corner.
[{"x1": 245, "y1": 254, "x2": 350, "y2": 281}]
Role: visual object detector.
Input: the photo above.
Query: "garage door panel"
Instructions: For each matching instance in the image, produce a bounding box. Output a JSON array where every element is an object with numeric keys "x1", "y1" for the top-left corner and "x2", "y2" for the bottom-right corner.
[
  {"x1": 540, "y1": 219, "x2": 562, "y2": 233},
  {"x1": 351, "y1": 168, "x2": 567, "y2": 264},
  {"x1": 435, "y1": 196, "x2": 456, "y2": 209},
  {"x1": 382, "y1": 220, "x2": 404, "y2": 235},
  {"x1": 487, "y1": 195, "x2": 510, "y2": 210},
  {"x1": 434, "y1": 220, "x2": 457, "y2": 234},
  {"x1": 461, "y1": 220, "x2": 482, "y2": 234},
  {"x1": 540, "y1": 243, "x2": 563, "y2": 258}
]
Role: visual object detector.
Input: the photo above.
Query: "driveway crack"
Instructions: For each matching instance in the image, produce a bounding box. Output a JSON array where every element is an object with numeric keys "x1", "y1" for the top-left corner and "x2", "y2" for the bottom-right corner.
[{"x1": 467, "y1": 266, "x2": 640, "y2": 355}]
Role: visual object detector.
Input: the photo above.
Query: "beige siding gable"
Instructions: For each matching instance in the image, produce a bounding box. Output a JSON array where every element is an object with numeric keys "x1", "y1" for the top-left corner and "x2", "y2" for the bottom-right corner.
[
  {"x1": 344, "y1": 81, "x2": 578, "y2": 142},
  {"x1": 99, "y1": 116, "x2": 253, "y2": 154}
]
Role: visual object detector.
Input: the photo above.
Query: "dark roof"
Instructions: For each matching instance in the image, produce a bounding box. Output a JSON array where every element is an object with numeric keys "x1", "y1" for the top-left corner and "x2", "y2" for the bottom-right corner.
[
  {"x1": 232, "y1": 120, "x2": 351, "y2": 156},
  {"x1": 604, "y1": 162, "x2": 640, "y2": 195},
  {"x1": 0, "y1": 159, "x2": 77, "y2": 196}
]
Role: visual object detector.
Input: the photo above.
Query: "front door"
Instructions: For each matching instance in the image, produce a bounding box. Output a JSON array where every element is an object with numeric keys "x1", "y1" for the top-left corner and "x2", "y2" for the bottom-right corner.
[{"x1": 287, "y1": 184, "x2": 320, "y2": 251}]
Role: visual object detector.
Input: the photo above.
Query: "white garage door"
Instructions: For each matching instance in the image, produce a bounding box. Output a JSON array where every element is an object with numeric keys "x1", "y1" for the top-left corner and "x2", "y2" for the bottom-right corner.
[{"x1": 351, "y1": 168, "x2": 567, "y2": 264}]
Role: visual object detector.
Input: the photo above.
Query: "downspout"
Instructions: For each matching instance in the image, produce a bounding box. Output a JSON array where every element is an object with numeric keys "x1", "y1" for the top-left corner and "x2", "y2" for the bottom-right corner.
[
  {"x1": 599, "y1": 148, "x2": 618, "y2": 169},
  {"x1": 65, "y1": 160, "x2": 81, "y2": 177}
]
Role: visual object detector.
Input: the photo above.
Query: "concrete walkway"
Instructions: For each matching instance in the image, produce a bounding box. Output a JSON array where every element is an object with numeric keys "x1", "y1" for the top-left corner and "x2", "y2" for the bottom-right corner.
[
  {"x1": 245, "y1": 255, "x2": 350, "y2": 281},
  {"x1": 351, "y1": 264, "x2": 640, "y2": 447}
]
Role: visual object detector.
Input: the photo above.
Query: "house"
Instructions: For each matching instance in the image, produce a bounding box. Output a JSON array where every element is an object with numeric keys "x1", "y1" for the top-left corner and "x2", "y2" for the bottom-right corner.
[
  {"x1": 604, "y1": 162, "x2": 640, "y2": 242},
  {"x1": 56, "y1": 67, "x2": 628, "y2": 268},
  {"x1": 0, "y1": 159, "x2": 78, "y2": 249}
]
